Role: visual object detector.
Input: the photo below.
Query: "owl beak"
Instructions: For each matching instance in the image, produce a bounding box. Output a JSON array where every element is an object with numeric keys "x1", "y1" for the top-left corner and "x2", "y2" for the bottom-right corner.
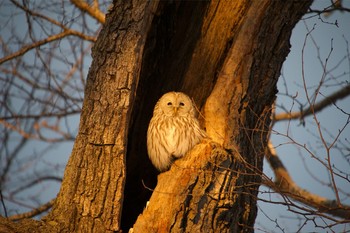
[{"x1": 173, "y1": 107, "x2": 178, "y2": 115}]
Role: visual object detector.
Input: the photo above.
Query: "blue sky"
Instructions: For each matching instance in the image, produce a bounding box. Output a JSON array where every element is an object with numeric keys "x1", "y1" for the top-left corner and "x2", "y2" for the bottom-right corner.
[{"x1": 256, "y1": 1, "x2": 350, "y2": 231}]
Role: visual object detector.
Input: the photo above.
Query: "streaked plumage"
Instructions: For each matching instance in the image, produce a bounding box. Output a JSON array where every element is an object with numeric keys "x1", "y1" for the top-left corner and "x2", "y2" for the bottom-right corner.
[{"x1": 147, "y1": 92, "x2": 207, "y2": 171}]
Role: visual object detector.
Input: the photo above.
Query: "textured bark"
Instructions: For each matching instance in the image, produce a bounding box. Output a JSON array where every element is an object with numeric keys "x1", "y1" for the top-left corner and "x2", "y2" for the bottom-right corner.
[
  {"x1": 132, "y1": 1, "x2": 311, "y2": 232},
  {"x1": 44, "y1": 1, "x2": 158, "y2": 232}
]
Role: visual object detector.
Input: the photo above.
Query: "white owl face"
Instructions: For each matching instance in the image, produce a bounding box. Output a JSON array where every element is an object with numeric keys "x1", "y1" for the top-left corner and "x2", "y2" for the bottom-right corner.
[{"x1": 156, "y1": 92, "x2": 194, "y2": 117}]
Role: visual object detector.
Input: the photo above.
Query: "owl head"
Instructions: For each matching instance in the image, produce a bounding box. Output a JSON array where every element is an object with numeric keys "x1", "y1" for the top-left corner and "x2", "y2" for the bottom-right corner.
[{"x1": 154, "y1": 92, "x2": 196, "y2": 117}]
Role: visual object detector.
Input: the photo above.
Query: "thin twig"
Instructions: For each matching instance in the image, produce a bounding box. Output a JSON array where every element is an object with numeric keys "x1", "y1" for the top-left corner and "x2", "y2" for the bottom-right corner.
[
  {"x1": 70, "y1": 0, "x2": 105, "y2": 24},
  {"x1": 8, "y1": 199, "x2": 55, "y2": 221},
  {"x1": 264, "y1": 142, "x2": 350, "y2": 220}
]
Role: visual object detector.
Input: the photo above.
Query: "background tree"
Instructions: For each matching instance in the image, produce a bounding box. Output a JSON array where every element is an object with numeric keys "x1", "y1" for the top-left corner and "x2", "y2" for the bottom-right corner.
[{"x1": 0, "y1": 0, "x2": 349, "y2": 232}]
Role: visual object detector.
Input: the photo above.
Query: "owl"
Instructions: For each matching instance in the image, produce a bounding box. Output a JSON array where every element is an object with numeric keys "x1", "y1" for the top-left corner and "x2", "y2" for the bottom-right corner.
[{"x1": 147, "y1": 92, "x2": 207, "y2": 171}]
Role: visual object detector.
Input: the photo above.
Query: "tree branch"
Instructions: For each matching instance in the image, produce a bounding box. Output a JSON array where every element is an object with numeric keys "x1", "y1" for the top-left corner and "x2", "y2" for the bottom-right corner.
[
  {"x1": 0, "y1": 119, "x2": 37, "y2": 139},
  {"x1": 8, "y1": 199, "x2": 55, "y2": 221},
  {"x1": 274, "y1": 85, "x2": 350, "y2": 121},
  {"x1": 0, "y1": 30, "x2": 96, "y2": 65},
  {"x1": 0, "y1": 110, "x2": 81, "y2": 121},
  {"x1": 9, "y1": 176, "x2": 62, "y2": 196},
  {"x1": 1, "y1": 0, "x2": 97, "y2": 65},
  {"x1": 70, "y1": 0, "x2": 105, "y2": 24},
  {"x1": 307, "y1": 0, "x2": 350, "y2": 15},
  {"x1": 264, "y1": 141, "x2": 350, "y2": 220}
]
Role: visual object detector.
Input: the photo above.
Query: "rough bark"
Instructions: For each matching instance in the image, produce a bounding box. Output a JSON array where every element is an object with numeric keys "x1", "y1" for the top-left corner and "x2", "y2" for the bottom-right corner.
[
  {"x1": 132, "y1": 1, "x2": 311, "y2": 232},
  {"x1": 43, "y1": 1, "x2": 158, "y2": 232}
]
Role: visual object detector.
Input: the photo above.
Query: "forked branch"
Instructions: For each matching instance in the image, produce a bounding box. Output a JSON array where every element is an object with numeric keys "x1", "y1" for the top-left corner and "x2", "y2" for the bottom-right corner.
[
  {"x1": 70, "y1": 0, "x2": 105, "y2": 24},
  {"x1": 273, "y1": 85, "x2": 350, "y2": 122},
  {"x1": 264, "y1": 142, "x2": 350, "y2": 220},
  {"x1": 8, "y1": 199, "x2": 55, "y2": 221}
]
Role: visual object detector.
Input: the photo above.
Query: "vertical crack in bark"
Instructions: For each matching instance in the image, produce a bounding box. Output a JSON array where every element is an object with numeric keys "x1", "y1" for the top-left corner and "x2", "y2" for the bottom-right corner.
[
  {"x1": 179, "y1": 177, "x2": 198, "y2": 231},
  {"x1": 212, "y1": 152, "x2": 240, "y2": 231}
]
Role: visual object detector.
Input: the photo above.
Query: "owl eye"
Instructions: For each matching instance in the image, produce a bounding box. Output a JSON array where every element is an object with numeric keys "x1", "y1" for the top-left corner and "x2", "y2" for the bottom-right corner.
[
  {"x1": 167, "y1": 102, "x2": 172, "y2": 106},
  {"x1": 179, "y1": 102, "x2": 185, "y2": 106}
]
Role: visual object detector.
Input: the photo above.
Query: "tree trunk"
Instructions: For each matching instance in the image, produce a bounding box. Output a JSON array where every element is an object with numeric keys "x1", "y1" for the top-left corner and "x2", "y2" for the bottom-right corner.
[
  {"x1": 0, "y1": 0, "x2": 312, "y2": 232},
  {"x1": 132, "y1": 1, "x2": 311, "y2": 232},
  {"x1": 45, "y1": 1, "x2": 159, "y2": 232}
]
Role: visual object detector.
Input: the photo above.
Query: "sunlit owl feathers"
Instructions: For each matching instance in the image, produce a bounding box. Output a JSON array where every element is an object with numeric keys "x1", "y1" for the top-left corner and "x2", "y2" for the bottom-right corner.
[{"x1": 147, "y1": 92, "x2": 207, "y2": 171}]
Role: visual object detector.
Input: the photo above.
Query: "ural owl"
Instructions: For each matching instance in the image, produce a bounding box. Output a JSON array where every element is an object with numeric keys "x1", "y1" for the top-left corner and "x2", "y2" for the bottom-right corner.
[{"x1": 147, "y1": 92, "x2": 207, "y2": 171}]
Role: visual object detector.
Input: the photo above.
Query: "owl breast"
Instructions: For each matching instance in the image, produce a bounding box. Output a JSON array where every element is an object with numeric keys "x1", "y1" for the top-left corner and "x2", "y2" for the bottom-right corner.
[
  {"x1": 163, "y1": 116, "x2": 191, "y2": 158},
  {"x1": 164, "y1": 123, "x2": 177, "y2": 154}
]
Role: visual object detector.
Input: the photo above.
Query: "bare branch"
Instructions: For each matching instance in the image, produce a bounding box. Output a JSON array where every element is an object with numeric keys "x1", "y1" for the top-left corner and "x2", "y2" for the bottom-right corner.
[
  {"x1": 8, "y1": 199, "x2": 55, "y2": 221},
  {"x1": 70, "y1": 0, "x2": 105, "y2": 24},
  {"x1": 274, "y1": 83, "x2": 350, "y2": 122},
  {"x1": 0, "y1": 190, "x2": 8, "y2": 218},
  {"x1": 10, "y1": 176, "x2": 62, "y2": 196},
  {"x1": 0, "y1": 110, "x2": 80, "y2": 121},
  {"x1": 0, "y1": 0, "x2": 97, "y2": 65},
  {"x1": 307, "y1": 0, "x2": 350, "y2": 15},
  {"x1": 0, "y1": 30, "x2": 96, "y2": 65},
  {"x1": 0, "y1": 119, "x2": 37, "y2": 139},
  {"x1": 264, "y1": 142, "x2": 350, "y2": 220}
]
